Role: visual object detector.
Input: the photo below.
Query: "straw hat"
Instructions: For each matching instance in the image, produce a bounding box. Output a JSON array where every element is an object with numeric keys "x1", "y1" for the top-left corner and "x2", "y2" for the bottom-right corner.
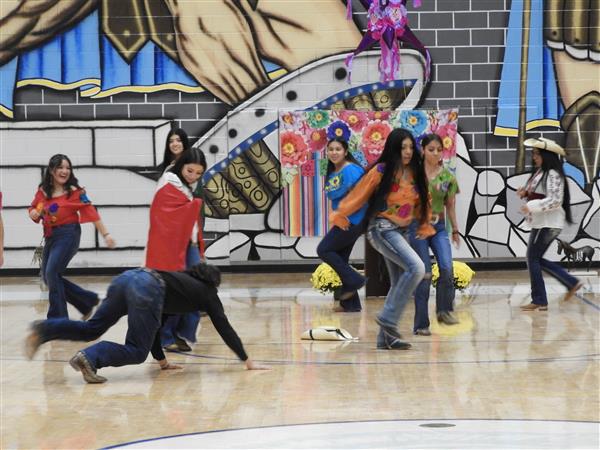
[{"x1": 523, "y1": 137, "x2": 566, "y2": 156}]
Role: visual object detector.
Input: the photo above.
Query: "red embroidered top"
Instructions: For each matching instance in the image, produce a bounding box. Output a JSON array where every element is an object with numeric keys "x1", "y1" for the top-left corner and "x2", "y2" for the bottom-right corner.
[{"x1": 29, "y1": 188, "x2": 100, "y2": 237}]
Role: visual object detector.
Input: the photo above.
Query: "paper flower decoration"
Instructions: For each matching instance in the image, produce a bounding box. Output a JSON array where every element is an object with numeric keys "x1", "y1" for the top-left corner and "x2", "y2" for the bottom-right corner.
[{"x1": 345, "y1": 0, "x2": 431, "y2": 82}]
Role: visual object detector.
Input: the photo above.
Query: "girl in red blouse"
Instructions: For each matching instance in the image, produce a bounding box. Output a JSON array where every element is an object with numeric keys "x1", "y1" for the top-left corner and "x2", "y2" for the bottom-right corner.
[{"x1": 28, "y1": 154, "x2": 116, "y2": 319}]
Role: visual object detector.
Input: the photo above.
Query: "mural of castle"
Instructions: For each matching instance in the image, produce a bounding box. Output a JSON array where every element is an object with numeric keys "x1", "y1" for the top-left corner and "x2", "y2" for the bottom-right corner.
[{"x1": 0, "y1": 0, "x2": 598, "y2": 269}]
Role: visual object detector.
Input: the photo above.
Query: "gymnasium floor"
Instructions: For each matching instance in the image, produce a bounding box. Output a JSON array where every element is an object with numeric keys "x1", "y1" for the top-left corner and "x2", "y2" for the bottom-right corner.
[{"x1": 1, "y1": 270, "x2": 598, "y2": 449}]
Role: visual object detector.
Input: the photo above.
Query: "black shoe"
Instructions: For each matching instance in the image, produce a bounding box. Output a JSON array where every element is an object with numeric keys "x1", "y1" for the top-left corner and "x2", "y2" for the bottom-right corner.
[
  {"x1": 175, "y1": 337, "x2": 192, "y2": 352},
  {"x1": 81, "y1": 296, "x2": 100, "y2": 321},
  {"x1": 437, "y1": 311, "x2": 459, "y2": 325},
  {"x1": 414, "y1": 328, "x2": 431, "y2": 336},
  {"x1": 69, "y1": 351, "x2": 107, "y2": 384},
  {"x1": 375, "y1": 316, "x2": 403, "y2": 340},
  {"x1": 377, "y1": 335, "x2": 411, "y2": 350}
]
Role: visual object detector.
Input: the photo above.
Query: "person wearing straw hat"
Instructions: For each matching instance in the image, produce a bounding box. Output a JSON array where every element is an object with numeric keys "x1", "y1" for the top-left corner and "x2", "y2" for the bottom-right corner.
[{"x1": 516, "y1": 137, "x2": 583, "y2": 311}]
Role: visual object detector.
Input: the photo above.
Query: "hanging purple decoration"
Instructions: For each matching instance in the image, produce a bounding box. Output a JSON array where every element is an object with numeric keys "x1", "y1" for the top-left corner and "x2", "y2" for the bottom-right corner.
[{"x1": 345, "y1": 0, "x2": 431, "y2": 82}]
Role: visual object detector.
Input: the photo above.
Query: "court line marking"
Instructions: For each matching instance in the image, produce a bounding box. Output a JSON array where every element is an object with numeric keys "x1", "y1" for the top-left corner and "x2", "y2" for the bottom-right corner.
[{"x1": 102, "y1": 418, "x2": 600, "y2": 449}]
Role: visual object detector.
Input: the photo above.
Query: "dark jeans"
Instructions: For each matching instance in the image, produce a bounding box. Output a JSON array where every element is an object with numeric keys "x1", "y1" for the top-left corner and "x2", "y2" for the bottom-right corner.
[
  {"x1": 161, "y1": 244, "x2": 202, "y2": 345},
  {"x1": 527, "y1": 228, "x2": 579, "y2": 306},
  {"x1": 36, "y1": 269, "x2": 165, "y2": 370},
  {"x1": 41, "y1": 223, "x2": 98, "y2": 319},
  {"x1": 317, "y1": 222, "x2": 365, "y2": 311},
  {"x1": 409, "y1": 220, "x2": 455, "y2": 331}
]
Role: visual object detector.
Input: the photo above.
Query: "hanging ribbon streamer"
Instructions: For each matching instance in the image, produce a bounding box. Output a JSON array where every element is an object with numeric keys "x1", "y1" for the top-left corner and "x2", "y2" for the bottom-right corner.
[{"x1": 345, "y1": 0, "x2": 430, "y2": 82}]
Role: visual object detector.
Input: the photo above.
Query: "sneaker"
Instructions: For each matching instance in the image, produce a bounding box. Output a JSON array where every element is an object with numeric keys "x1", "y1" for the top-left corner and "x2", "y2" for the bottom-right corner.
[
  {"x1": 437, "y1": 311, "x2": 459, "y2": 325},
  {"x1": 24, "y1": 322, "x2": 43, "y2": 360},
  {"x1": 414, "y1": 328, "x2": 431, "y2": 336},
  {"x1": 564, "y1": 281, "x2": 584, "y2": 302},
  {"x1": 375, "y1": 316, "x2": 403, "y2": 340},
  {"x1": 69, "y1": 351, "x2": 107, "y2": 384},
  {"x1": 377, "y1": 335, "x2": 411, "y2": 350},
  {"x1": 175, "y1": 337, "x2": 192, "y2": 352}
]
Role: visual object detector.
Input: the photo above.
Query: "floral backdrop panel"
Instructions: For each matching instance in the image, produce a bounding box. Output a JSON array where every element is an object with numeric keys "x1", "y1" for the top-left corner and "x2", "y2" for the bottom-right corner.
[{"x1": 279, "y1": 109, "x2": 458, "y2": 237}]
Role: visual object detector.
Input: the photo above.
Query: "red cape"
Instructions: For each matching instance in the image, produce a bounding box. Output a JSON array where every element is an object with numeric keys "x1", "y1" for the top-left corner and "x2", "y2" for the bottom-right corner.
[{"x1": 145, "y1": 183, "x2": 202, "y2": 271}]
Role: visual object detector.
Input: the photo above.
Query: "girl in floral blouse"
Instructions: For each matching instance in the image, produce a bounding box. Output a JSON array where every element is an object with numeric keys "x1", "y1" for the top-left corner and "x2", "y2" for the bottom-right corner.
[
  {"x1": 331, "y1": 128, "x2": 434, "y2": 349},
  {"x1": 28, "y1": 154, "x2": 116, "y2": 319},
  {"x1": 409, "y1": 134, "x2": 460, "y2": 336},
  {"x1": 316, "y1": 138, "x2": 366, "y2": 312}
]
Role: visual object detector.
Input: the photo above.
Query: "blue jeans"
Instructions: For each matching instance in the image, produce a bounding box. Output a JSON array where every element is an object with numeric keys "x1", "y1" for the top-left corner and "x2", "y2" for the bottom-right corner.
[
  {"x1": 36, "y1": 268, "x2": 165, "y2": 370},
  {"x1": 41, "y1": 223, "x2": 99, "y2": 319},
  {"x1": 317, "y1": 223, "x2": 365, "y2": 311},
  {"x1": 367, "y1": 218, "x2": 425, "y2": 343},
  {"x1": 409, "y1": 220, "x2": 455, "y2": 331},
  {"x1": 161, "y1": 243, "x2": 202, "y2": 345},
  {"x1": 527, "y1": 228, "x2": 579, "y2": 306}
]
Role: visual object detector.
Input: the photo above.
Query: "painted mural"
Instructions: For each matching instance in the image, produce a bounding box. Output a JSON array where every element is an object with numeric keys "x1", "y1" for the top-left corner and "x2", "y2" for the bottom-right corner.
[{"x1": 0, "y1": 0, "x2": 598, "y2": 268}]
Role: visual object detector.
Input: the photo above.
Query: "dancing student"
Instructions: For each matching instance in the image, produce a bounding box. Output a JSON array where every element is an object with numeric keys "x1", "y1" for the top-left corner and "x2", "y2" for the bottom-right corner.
[
  {"x1": 25, "y1": 263, "x2": 269, "y2": 384},
  {"x1": 147, "y1": 147, "x2": 207, "y2": 351},
  {"x1": 331, "y1": 128, "x2": 434, "y2": 350},
  {"x1": 409, "y1": 134, "x2": 460, "y2": 336},
  {"x1": 28, "y1": 154, "x2": 116, "y2": 319},
  {"x1": 317, "y1": 138, "x2": 367, "y2": 312},
  {"x1": 517, "y1": 137, "x2": 582, "y2": 311}
]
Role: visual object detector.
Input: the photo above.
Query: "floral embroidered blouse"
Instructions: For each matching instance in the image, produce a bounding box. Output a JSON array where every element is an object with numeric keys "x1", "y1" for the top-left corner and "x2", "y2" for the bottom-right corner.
[
  {"x1": 330, "y1": 163, "x2": 435, "y2": 237},
  {"x1": 325, "y1": 162, "x2": 366, "y2": 225},
  {"x1": 428, "y1": 168, "x2": 459, "y2": 220},
  {"x1": 29, "y1": 188, "x2": 100, "y2": 237},
  {"x1": 524, "y1": 169, "x2": 566, "y2": 229}
]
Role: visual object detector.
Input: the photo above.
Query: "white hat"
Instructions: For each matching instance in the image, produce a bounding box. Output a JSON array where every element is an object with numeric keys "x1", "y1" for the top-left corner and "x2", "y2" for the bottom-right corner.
[{"x1": 523, "y1": 137, "x2": 566, "y2": 156}]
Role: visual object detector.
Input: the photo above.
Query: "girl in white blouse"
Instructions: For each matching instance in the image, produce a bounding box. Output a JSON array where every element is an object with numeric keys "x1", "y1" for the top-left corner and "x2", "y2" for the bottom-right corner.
[{"x1": 517, "y1": 138, "x2": 582, "y2": 311}]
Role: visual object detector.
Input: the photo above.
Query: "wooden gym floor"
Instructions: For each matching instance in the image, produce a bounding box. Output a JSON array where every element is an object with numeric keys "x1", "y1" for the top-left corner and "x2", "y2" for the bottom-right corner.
[{"x1": 0, "y1": 270, "x2": 598, "y2": 449}]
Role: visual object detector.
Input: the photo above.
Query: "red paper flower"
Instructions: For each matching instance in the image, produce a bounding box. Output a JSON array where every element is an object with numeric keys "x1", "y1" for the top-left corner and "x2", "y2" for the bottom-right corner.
[
  {"x1": 362, "y1": 120, "x2": 392, "y2": 164},
  {"x1": 431, "y1": 122, "x2": 457, "y2": 159},
  {"x1": 280, "y1": 131, "x2": 309, "y2": 167}
]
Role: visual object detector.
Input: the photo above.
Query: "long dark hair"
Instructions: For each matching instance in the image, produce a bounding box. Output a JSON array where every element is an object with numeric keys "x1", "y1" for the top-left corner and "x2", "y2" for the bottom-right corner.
[
  {"x1": 160, "y1": 128, "x2": 190, "y2": 171},
  {"x1": 530, "y1": 148, "x2": 573, "y2": 223},
  {"x1": 40, "y1": 154, "x2": 80, "y2": 198},
  {"x1": 365, "y1": 128, "x2": 429, "y2": 222},
  {"x1": 325, "y1": 138, "x2": 360, "y2": 178},
  {"x1": 168, "y1": 148, "x2": 207, "y2": 188}
]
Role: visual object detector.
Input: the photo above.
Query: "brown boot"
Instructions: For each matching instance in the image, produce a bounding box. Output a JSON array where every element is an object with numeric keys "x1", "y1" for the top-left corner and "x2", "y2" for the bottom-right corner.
[{"x1": 563, "y1": 281, "x2": 583, "y2": 302}]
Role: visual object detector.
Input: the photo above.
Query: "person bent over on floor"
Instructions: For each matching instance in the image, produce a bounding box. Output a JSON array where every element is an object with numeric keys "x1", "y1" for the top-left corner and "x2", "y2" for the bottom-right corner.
[{"x1": 25, "y1": 263, "x2": 268, "y2": 383}]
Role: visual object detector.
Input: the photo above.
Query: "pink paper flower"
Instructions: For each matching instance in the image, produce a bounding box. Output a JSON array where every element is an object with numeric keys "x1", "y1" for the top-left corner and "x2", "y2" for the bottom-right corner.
[
  {"x1": 301, "y1": 161, "x2": 316, "y2": 177},
  {"x1": 307, "y1": 128, "x2": 327, "y2": 152},
  {"x1": 280, "y1": 131, "x2": 309, "y2": 167},
  {"x1": 339, "y1": 111, "x2": 368, "y2": 132},
  {"x1": 431, "y1": 122, "x2": 457, "y2": 159}
]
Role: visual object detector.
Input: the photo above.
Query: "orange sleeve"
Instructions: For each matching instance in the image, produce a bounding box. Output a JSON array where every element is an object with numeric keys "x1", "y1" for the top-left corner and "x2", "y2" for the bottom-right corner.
[
  {"x1": 415, "y1": 192, "x2": 435, "y2": 238},
  {"x1": 329, "y1": 165, "x2": 382, "y2": 228},
  {"x1": 28, "y1": 189, "x2": 45, "y2": 223}
]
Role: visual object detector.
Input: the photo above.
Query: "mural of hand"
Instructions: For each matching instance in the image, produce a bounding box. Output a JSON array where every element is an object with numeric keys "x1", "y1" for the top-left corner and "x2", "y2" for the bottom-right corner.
[
  {"x1": 0, "y1": 0, "x2": 98, "y2": 65},
  {"x1": 238, "y1": 0, "x2": 362, "y2": 71},
  {"x1": 163, "y1": 0, "x2": 271, "y2": 104}
]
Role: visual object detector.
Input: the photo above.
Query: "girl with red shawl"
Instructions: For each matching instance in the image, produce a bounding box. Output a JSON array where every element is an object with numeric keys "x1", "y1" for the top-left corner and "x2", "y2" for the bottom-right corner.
[{"x1": 145, "y1": 147, "x2": 207, "y2": 351}]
